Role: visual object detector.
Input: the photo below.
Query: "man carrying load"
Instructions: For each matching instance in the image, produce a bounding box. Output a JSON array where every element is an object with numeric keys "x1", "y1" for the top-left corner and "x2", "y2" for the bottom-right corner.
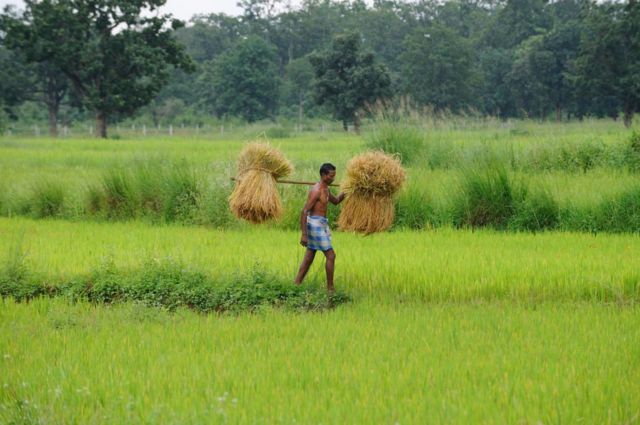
[{"x1": 294, "y1": 163, "x2": 345, "y2": 292}]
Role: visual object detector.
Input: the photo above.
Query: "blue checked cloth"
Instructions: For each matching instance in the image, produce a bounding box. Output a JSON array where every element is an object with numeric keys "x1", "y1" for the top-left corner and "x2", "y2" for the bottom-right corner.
[{"x1": 306, "y1": 215, "x2": 333, "y2": 251}]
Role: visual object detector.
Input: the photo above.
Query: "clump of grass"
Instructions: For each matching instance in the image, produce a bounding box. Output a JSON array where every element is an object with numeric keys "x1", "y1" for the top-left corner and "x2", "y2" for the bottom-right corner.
[
  {"x1": 452, "y1": 165, "x2": 560, "y2": 231},
  {"x1": 626, "y1": 130, "x2": 640, "y2": 173},
  {"x1": 194, "y1": 179, "x2": 237, "y2": 228},
  {"x1": 452, "y1": 164, "x2": 522, "y2": 229},
  {"x1": 28, "y1": 180, "x2": 66, "y2": 218},
  {"x1": 509, "y1": 187, "x2": 559, "y2": 232},
  {"x1": 101, "y1": 169, "x2": 139, "y2": 219},
  {"x1": 393, "y1": 181, "x2": 437, "y2": 230},
  {"x1": 163, "y1": 163, "x2": 199, "y2": 223},
  {"x1": 0, "y1": 233, "x2": 55, "y2": 301},
  {"x1": 591, "y1": 185, "x2": 640, "y2": 233},
  {"x1": 366, "y1": 122, "x2": 423, "y2": 165}
]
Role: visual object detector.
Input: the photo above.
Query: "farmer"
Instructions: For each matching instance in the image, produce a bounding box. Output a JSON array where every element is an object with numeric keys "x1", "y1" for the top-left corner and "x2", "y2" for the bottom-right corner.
[{"x1": 294, "y1": 163, "x2": 345, "y2": 292}]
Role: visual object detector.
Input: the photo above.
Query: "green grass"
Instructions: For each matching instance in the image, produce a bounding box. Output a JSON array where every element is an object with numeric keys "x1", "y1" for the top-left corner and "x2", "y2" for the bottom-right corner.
[
  {"x1": 2, "y1": 120, "x2": 640, "y2": 232},
  {"x1": 1, "y1": 120, "x2": 640, "y2": 423},
  {"x1": 1, "y1": 217, "x2": 638, "y2": 303},
  {"x1": 1, "y1": 299, "x2": 638, "y2": 423}
]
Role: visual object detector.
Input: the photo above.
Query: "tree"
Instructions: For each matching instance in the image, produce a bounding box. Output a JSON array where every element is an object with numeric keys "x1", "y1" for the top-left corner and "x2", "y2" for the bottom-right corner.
[
  {"x1": 571, "y1": 2, "x2": 624, "y2": 121},
  {"x1": 209, "y1": 36, "x2": 280, "y2": 122},
  {"x1": 0, "y1": 44, "x2": 33, "y2": 119},
  {"x1": 619, "y1": 0, "x2": 640, "y2": 127},
  {"x1": 281, "y1": 56, "x2": 315, "y2": 122},
  {"x1": 400, "y1": 25, "x2": 476, "y2": 112},
  {"x1": 0, "y1": 43, "x2": 68, "y2": 137},
  {"x1": 1, "y1": 0, "x2": 194, "y2": 138},
  {"x1": 309, "y1": 33, "x2": 391, "y2": 132}
]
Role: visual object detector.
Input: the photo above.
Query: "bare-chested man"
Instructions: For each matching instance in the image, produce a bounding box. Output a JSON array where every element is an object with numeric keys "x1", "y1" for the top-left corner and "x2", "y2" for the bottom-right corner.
[{"x1": 294, "y1": 163, "x2": 345, "y2": 292}]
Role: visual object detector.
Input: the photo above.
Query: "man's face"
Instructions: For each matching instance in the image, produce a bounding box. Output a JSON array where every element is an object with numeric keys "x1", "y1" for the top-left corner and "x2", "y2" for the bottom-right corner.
[{"x1": 323, "y1": 170, "x2": 336, "y2": 184}]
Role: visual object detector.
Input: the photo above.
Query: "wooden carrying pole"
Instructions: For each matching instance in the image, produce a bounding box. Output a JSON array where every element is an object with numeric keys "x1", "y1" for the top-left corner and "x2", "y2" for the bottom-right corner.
[{"x1": 231, "y1": 177, "x2": 339, "y2": 187}]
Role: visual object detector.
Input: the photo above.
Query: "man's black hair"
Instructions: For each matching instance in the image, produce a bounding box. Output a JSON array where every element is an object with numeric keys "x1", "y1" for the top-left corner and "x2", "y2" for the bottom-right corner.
[{"x1": 320, "y1": 163, "x2": 336, "y2": 176}]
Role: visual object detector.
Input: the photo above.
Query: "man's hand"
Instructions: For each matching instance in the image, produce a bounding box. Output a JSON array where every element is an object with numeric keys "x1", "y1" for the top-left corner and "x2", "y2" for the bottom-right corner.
[{"x1": 300, "y1": 234, "x2": 308, "y2": 247}]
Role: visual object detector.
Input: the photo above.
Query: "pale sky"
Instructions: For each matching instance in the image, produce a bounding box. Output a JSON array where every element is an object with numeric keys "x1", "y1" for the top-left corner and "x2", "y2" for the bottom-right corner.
[{"x1": 0, "y1": 0, "x2": 244, "y2": 22}]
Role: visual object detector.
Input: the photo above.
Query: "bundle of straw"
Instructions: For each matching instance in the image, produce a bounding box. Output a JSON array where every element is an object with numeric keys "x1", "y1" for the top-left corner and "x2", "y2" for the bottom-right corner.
[
  {"x1": 229, "y1": 142, "x2": 294, "y2": 223},
  {"x1": 337, "y1": 151, "x2": 406, "y2": 234}
]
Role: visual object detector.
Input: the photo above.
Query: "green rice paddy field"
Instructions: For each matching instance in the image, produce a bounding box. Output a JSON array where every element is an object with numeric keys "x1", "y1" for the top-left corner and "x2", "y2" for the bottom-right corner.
[{"x1": 1, "y1": 120, "x2": 639, "y2": 423}]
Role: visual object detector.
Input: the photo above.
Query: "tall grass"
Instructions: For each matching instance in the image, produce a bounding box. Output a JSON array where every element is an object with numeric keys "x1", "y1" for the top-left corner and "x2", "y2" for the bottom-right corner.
[{"x1": 366, "y1": 121, "x2": 423, "y2": 164}]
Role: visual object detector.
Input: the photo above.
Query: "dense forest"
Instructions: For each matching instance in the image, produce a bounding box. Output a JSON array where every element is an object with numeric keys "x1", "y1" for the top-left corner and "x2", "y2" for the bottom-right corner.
[{"x1": 1, "y1": 0, "x2": 639, "y2": 136}]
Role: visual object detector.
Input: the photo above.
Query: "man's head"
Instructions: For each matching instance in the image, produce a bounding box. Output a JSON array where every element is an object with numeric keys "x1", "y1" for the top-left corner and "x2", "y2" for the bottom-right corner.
[{"x1": 320, "y1": 163, "x2": 336, "y2": 184}]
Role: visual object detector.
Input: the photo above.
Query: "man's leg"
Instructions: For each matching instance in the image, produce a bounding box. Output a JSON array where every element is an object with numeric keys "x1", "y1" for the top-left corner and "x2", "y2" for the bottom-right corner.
[
  {"x1": 323, "y1": 249, "x2": 336, "y2": 292},
  {"x1": 294, "y1": 248, "x2": 316, "y2": 285}
]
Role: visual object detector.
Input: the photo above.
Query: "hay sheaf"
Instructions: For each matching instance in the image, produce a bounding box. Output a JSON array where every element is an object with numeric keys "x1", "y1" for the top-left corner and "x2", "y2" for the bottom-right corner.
[
  {"x1": 229, "y1": 142, "x2": 294, "y2": 223},
  {"x1": 338, "y1": 151, "x2": 406, "y2": 234}
]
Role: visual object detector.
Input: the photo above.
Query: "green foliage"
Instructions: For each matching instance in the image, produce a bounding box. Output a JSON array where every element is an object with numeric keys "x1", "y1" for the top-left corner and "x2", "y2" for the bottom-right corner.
[
  {"x1": 0, "y1": 257, "x2": 350, "y2": 313},
  {"x1": 1, "y1": 0, "x2": 194, "y2": 137},
  {"x1": 401, "y1": 25, "x2": 475, "y2": 112},
  {"x1": 0, "y1": 105, "x2": 7, "y2": 134},
  {"x1": 310, "y1": 33, "x2": 391, "y2": 130},
  {"x1": 210, "y1": 36, "x2": 280, "y2": 122}
]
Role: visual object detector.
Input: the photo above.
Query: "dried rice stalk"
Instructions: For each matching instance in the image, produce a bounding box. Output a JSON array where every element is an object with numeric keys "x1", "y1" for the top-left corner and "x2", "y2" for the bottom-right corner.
[
  {"x1": 338, "y1": 151, "x2": 405, "y2": 233},
  {"x1": 229, "y1": 142, "x2": 294, "y2": 223}
]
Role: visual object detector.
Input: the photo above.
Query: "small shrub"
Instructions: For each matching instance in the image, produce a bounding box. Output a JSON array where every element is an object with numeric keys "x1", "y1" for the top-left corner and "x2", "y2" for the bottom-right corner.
[{"x1": 29, "y1": 180, "x2": 65, "y2": 218}]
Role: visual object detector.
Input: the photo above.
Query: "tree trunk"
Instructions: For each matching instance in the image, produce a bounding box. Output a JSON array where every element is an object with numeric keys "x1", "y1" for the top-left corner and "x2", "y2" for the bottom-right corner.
[
  {"x1": 95, "y1": 111, "x2": 107, "y2": 138},
  {"x1": 555, "y1": 105, "x2": 562, "y2": 122},
  {"x1": 342, "y1": 119, "x2": 348, "y2": 131},
  {"x1": 48, "y1": 103, "x2": 58, "y2": 138},
  {"x1": 623, "y1": 104, "x2": 634, "y2": 128},
  {"x1": 353, "y1": 111, "x2": 361, "y2": 135}
]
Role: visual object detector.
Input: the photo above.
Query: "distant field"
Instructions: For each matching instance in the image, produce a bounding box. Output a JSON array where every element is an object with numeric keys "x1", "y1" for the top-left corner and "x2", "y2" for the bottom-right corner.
[{"x1": 1, "y1": 119, "x2": 639, "y2": 233}]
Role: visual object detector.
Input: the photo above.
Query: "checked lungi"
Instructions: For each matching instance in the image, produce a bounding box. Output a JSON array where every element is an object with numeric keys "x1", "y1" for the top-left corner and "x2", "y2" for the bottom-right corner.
[{"x1": 306, "y1": 215, "x2": 333, "y2": 252}]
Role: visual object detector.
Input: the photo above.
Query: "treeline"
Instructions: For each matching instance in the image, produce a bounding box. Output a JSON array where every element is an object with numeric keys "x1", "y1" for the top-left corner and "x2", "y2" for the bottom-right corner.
[{"x1": 2, "y1": 0, "x2": 640, "y2": 135}]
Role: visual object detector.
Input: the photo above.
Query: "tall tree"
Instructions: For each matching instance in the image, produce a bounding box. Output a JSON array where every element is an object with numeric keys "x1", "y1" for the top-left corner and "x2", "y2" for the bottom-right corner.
[
  {"x1": 619, "y1": 0, "x2": 640, "y2": 126},
  {"x1": 400, "y1": 24, "x2": 476, "y2": 112},
  {"x1": 309, "y1": 32, "x2": 391, "y2": 132},
  {"x1": 209, "y1": 36, "x2": 280, "y2": 122},
  {"x1": 571, "y1": 2, "x2": 624, "y2": 121},
  {"x1": 1, "y1": 0, "x2": 194, "y2": 138}
]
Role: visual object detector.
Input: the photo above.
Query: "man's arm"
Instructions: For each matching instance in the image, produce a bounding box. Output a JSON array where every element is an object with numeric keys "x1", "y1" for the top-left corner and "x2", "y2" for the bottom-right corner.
[
  {"x1": 329, "y1": 190, "x2": 346, "y2": 205},
  {"x1": 299, "y1": 188, "x2": 320, "y2": 246}
]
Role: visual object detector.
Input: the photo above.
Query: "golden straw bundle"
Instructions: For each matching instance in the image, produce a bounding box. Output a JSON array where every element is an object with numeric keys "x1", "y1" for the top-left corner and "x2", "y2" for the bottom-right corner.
[
  {"x1": 337, "y1": 151, "x2": 406, "y2": 234},
  {"x1": 229, "y1": 142, "x2": 294, "y2": 223}
]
